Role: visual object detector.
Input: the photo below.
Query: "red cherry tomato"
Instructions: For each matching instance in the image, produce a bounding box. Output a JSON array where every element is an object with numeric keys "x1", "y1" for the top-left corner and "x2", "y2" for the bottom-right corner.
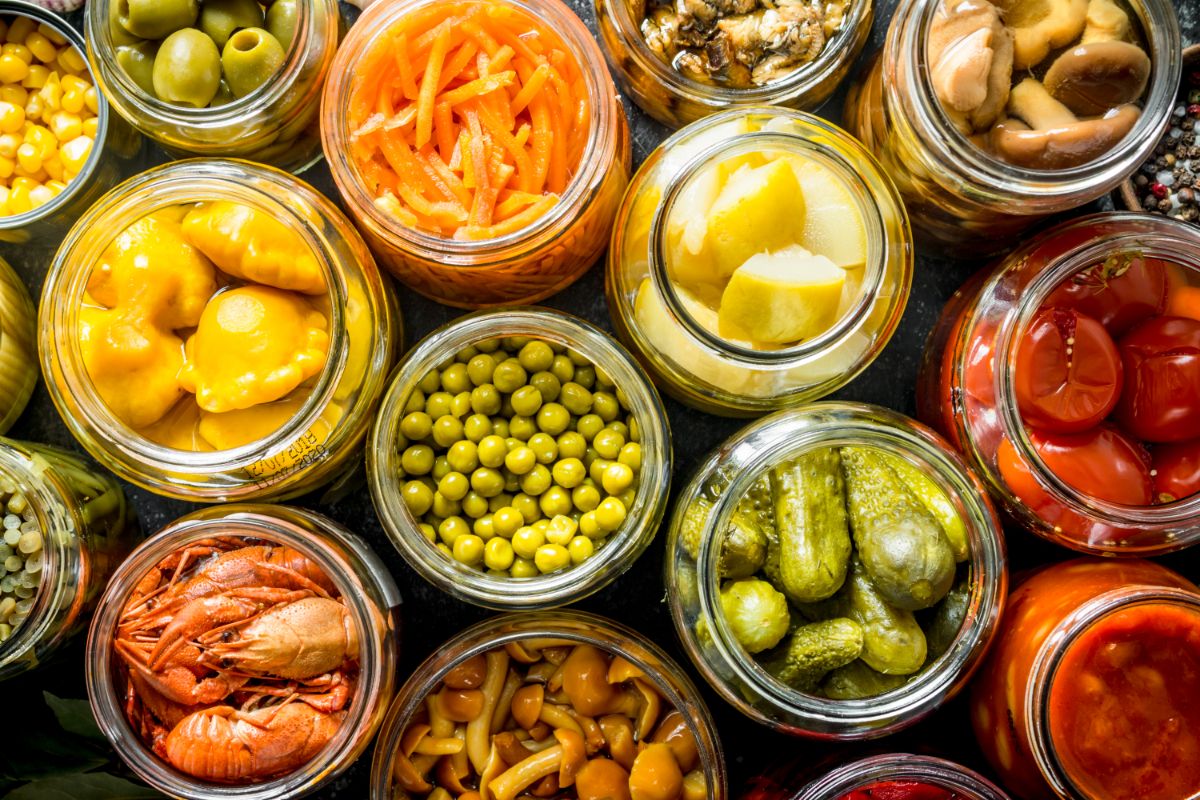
[
  {"x1": 1153, "y1": 439, "x2": 1200, "y2": 503},
  {"x1": 1015, "y1": 308, "x2": 1123, "y2": 432},
  {"x1": 1030, "y1": 425, "x2": 1153, "y2": 505},
  {"x1": 1044, "y1": 255, "x2": 1169, "y2": 335},
  {"x1": 856, "y1": 782, "x2": 958, "y2": 800},
  {"x1": 1115, "y1": 316, "x2": 1200, "y2": 443}
]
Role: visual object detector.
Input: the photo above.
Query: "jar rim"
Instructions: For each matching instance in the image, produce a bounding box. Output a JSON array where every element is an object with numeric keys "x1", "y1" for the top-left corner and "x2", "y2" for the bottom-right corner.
[
  {"x1": 596, "y1": 0, "x2": 871, "y2": 109},
  {"x1": 1026, "y1": 586, "x2": 1200, "y2": 800},
  {"x1": 674, "y1": 402, "x2": 1006, "y2": 736},
  {"x1": 368, "y1": 610, "x2": 728, "y2": 800},
  {"x1": 84, "y1": 504, "x2": 399, "y2": 800},
  {"x1": 367, "y1": 306, "x2": 672, "y2": 610},
  {"x1": 797, "y1": 753, "x2": 1011, "y2": 800},
  {"x1": 889, "y1": 0, "x2": 1181, "y2": 202},
  {"x1": 320, "y1": 0, "x2": 621, "y2": 259},
  {"x1": 0, "y1": 1, "x2": 112, "y2": 232},
  {"x1": 39, "y1": 159, "x2": 358, "y2": 499}
]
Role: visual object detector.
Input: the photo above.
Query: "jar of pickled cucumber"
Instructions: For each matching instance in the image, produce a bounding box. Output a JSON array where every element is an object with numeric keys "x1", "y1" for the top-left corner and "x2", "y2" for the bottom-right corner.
[
  {"x1": 368, "y1": 307, "x2": 672, "y2": 609},
  {"x1": 0, "y1": 255, "x2": 36, "y2": 433},
  {"x1": 85, "y1": 0, "x2": 337, "y2": 172},
  {"x1": 0, "y1": 437, "x2": 137, "y2": 682},
  {"x1": 745, "y1": 753, "x2": 1011, "y2": 800},
  {"x1": 40, "y1": 159, "x2": 400, "y2": 502},
  {"x1": 607, "y1": 107, "x2": 912, "y2": 416},
  {"x1": 843, "y1": 0, "x2": 1181, "y2": 253},
  {"x1": 370, "y1": 610, "x2": 727, "y2": 800},
  {"x1": 665, "y1": 402, "x2": 1006, "y2": 737},
  {"x1": 85, "y1": 504, "x2": 400, "y2": 799}
]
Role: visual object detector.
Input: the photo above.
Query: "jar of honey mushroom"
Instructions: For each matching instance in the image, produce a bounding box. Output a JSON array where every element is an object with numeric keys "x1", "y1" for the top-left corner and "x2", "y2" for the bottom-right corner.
[{"x1": 39, "y1": 159, "x2": 400, "y2": 502}]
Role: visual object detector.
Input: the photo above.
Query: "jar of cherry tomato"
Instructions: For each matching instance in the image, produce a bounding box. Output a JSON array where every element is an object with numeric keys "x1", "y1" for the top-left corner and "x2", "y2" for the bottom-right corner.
[
  {"x1": 919, "y1": 212, "x2": 1200, "y2": 554},
  {"x1": 971, "y1": 558, "x2": 1200, "y2": 800},
  {"x1": 745, "y1": 753, "x2": 1010, "y2": 800}
]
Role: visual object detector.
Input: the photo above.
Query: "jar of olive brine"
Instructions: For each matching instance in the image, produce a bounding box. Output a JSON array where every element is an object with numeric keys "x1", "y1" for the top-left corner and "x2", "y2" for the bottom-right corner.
[
  {"x1": 607, "y1": 107, "x2": 912, "y2": 416},
  {"x1": 85, "y1": 0, "x2": 336, "y2": 172},
  {"x1": 40, "y1": 159, "x2": 399, "y2": 502},
  {"x1": 666, "y1": 403, "x2": 1006, "y2": 737},
  {"x1": 844, "y1": 0, "x2": 1180, "y2": 252},
  {"x1": 0, "y1": 438, "x2": 137, "y2": 681}
]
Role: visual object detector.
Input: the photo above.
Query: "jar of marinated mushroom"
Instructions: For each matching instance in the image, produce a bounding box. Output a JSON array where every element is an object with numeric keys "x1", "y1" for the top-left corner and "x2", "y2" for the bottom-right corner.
[
  {"x1": 370, "y1": 610, "x2": 727, "y2": 800},
  {"x1": 0, "y1": 438, "x2": 137, "y2": 682},
  {"x1": 844, "y1": 0, "x2": 1181, "y2": 253}
]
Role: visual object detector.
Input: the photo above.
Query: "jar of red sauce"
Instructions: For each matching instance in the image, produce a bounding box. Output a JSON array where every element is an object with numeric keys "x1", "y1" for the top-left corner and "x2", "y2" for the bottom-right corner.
[
  {"x1": 745, "y1": 753, "x2": 1010, "y2": 800},
  {"x1": 971, "y1": 559, "x2": 1200, "y2": 800},
  {"x1": 918, "y1": 212, "x2": 1200, "y2": 554}
]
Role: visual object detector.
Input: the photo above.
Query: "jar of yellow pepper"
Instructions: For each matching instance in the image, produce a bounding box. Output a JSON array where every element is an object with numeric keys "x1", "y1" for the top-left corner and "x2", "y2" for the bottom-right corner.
[{"x1": 40, "y1": 159, "x2": 400, "y2": 502}]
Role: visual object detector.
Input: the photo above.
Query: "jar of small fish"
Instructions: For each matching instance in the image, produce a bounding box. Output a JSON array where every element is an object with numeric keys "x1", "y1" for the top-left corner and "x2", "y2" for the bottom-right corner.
[
  {"x1": 84, "y1": 0, "x2": 337, "y2": 171},
  {"x1": 0, "y1": 437, "x2": 138, "y2": 682},
  {"x1": 0, "y1": 255, "x2": 37, "y2": 433},
  {"x1": 39, "y1": 159, "x2": 400, "y2": 502},
  {"x1": 843, "y1": 0, "x2": 1181, "y2": 253},
  {"x1": 85, "y1": 504, "x2": 401, "y2": 799},
  {"x1": 370, "y1": 610, "x2": 727, "y2": 800},
  {"x1": 595, "y1": 0, "x2": 873, "y2": 127}
]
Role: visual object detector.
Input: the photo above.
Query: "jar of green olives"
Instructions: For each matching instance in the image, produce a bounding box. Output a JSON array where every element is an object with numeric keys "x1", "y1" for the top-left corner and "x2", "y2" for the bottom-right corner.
[
  {"x1": 665, "y1": 402, "x2": 1006, "y2": 737},
  {"x1": 84, "y1": 0, "x2": 336, "y2": 172},
  {"x1": 0, "y1": 437, "x2": 138, "y2": 681},
  {"x1": 368, "y1": 308, "x2": 672, "y2": 609}
]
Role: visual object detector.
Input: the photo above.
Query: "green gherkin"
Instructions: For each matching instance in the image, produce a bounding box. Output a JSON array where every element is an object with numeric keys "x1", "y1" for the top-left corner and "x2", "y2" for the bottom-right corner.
[
  {"x1": 762, "y1": 617, "x2": 865, "y2": 692},
  {"x1": 768, "y1": 448, "x2": 852, "y2": 603}
]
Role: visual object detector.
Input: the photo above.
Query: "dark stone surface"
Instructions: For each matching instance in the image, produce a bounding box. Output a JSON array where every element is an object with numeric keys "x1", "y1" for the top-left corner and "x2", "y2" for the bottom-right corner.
[{"x1": 4, "y1": 1, "x2": 1198, "y2": 797}]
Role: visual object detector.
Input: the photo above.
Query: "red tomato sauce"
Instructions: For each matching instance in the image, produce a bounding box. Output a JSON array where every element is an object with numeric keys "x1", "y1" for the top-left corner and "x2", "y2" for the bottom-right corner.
[
  {"x1": 1047, "y1": 602, "x2": 1200, "y2": 800},
  {"x1": 838, "y1": 781, "x2": 965, "y2": 799}
]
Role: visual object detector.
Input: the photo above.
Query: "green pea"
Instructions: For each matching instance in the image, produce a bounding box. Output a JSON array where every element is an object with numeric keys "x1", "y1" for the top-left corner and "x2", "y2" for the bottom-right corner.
[
  {"x1": 403, "y1": 389, "x2": 426, "y2": 415},
  {"x1": 510, "y1": 415, "x2": 537, "y2": 441},
  {"x1": 595, "y1": 497, "x2": 627, "y2": 533},
  {"x1": 537, "y1": 403, "x2": 571, "y2": 436},
  {"x1": 595, "y1": 366, "x2": 615, "y2": 389},
  {"x1": 545, "y1": 514, "x2": 578, "y2": 545},
  {"x1": 520, "y1": 464, "x2": 552, "y2": 496},
  {"x1": 462, "y1": 491, "x2": 489, "y2": 519},
  {"x1": 466, "y1": 354, "x2": 496, "y2": 386},
  {"x1": 505, "y1": 472, "x2": 521, "y2": 493},
  {"x1": 492, "y1": 359, "x2": 527, "y2": 393},
  {"x1": 478, "y1": 435, "x2": 508, "y2": 468},
  {"x1": 441, "y1": 363, "x2": 471, "y2": 394},
  {"x1": 618, "y1": 487, "x2": 637, "y2": 509},
  {"x1": 504, "y1": 336, "x2": 531, "y2": 352},
  {"x1": 593, "y1": 429, "x2": 625, "y2": 459},
  {"x1": 419, "y1": 523, "x2": 437, "y2": 544},
  {"x1": 453, "y1": 533, "x2": 485, "y2": 566},
  {"x1": 550, "y1": 355, "x2": 575, "y2": 383},
  {"x1": 438, "y1": 515, "x2": 470, "y2": 546},
  {"x1": 577, "y1": 414, "x2": 604, "y2": 441},
  {"x1": 499, "y1": 395, "x2": 515, "y2": 419},
  {"x1": 401, "y1": 445, "x2": 435, "y2": 475},
  {"x1": 402, "y1": 480, "x2": 434, "y2": 516},
  {"x1": 574, "y1": 365, "x2": 596, "y2": 390},
  {"x1": 474, "y1": 514, "x2": 496, "y2": 539},
  {"x1": 438, "y1": 472, "x2": 470, "y2": 501},
  {"x1": 567, "y1": 348, "x2": 590, "y2": 366},
  {"x1": 579, "y1": 510, "x2": 601, "y2": 539},
  {"x1": 484, "y1": 537, "x2": 515, "y2": 571},
  {"x1": 492, "y1": 418, "x2": 510, "y2": 439},
  {"x1": 432, "y1": 492, "x2": 461, "y2": 519},
  {"x1": 534, "y1": 543, "x2": 570, "y2": 573},
  {"x1": 592, "y1": 392, "x2": 619, "y2": 422},
  {"x1": 602, "y1": 462, "x2": 635, "y2": 495},
  {"x1": 446, "y1": 440, "x2": 478, "y2": 473},
  {"x1": 400, "y1": 412, "x2": 432, "y2": 441},
  {"x1": 607, "y1": 421, "x2": 630, "y2": 440},
  {"x1": 572, "y1": 483, "x2": 601, "y2": 512},
  {"x1": 475, "y1": 338, "x2": 500, "y2": 353},
  {"x1": 551, "y1": 458, "x2": 586, "y2": 489},
  {"x1": 471, "y1": 467, "x2": 505, "y2": 498},
  {"x1": 493, "y1": 507, "x2": 524, "y2": 538},
  {"x1": 559, "y1": 382, "x2": 593, "y2": 416},
  {"x1": 568, "y1": 536, "x2": 595, "y2": 565},
  {"x1": 583, "y1": 447, "x2": 599, "y2": 468},
  {"x1": 519, "y1": 340, "x2": 555, "y2": 373},
  {"x1": 529, "y1": 371, "x2": 561, "y2": 402},
  {"x1": 450, "y1": 392, "x2": 472, "y2": 418},
  {"x1": 463, "y1": 414, "x2": 491, "y2": 443},
  {"x1": 589, "y1": 458, "x2": 610, "y2": 485},
  {"x1": 511, "y1": 557, "x2": 538, "y2": 578},
  {"x1": 511, "y1": 385, "x2": 543, "y2": 417},
  {"x1": 527, "y1": 433, "x2": 558, "y2": 464},
  {"x1": 432, "y1": 455, "x2": 452, "y2": 481},
  {"x1": 470, "y1": 384, "x2": 501, "y2": 415},
  {"x1": 488, "y1": 493, "x2": 514, "y2": 512},
  {"x1": 629, "y1": 416, "x2": 641, "y2": 443},
  {"x1": 503, "y1": 446, "x2": 536, "y2": 476},
  {"x1": 512, "y1": 493, "x2": 541, "y2": 524},
  {"x1": 618, "y1": 442, "x2": 643, "y2": 471},
  {"x1": 616, "y1": 387, "x2": 631, "y2": 411},
  {"x1": 455, "y1": 345, "x2": 479, "y2": 363},
  {"x1": 539, "y1": 486, "x2": 573, "y2": 518},
  {"x1": 556, "y1": 432, "x2": 587, "y2": 460},
  {"x1": 511, "y1": 526, "x2": 545, "y2": 560},
  {"x1": 433, "y1": 415, "x2": 464, "y2": 447},
  {"x1": 418, "y1": 371, "x2": 440, "y2": 393},
  {"x1": 425, "y1": 391, "x2": 453, "y2": 419}
]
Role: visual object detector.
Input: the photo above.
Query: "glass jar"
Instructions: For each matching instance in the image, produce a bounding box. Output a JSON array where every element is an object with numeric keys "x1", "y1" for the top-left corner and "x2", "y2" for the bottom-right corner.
[
  {"x1": 369, "y1": 610, "x2": 728, "y2": 800},
  {"x1": 918, "y1": 212, "x2": 1200, "y2": 554},
  {"x1": 0, "y1": 1, "x2": 140, "y2": 245},
  {"x1": 971, "y1": 559, "x2": 1200, "y2": 800},
  {"x1": 86, "y1": 504, "x2": 401, "y2": 800},
  {"x1": 40, "y1": 159, "x2": 400, "y2": 503},
  {"x1": 85, "y1": 0, "x2": 338, "y2": 172},
  {"x1": 594, "y1": 0, "x2": 872, "y2": 128},
  {"x1": 0, "y1": 438, "x2": 137, "y2": 681},
  {"x1": 368, "y1": 307, "x2": 671, "y2": 609},
  {"x1": 746, "y1": 753, "x2": 1011, "y2": 800},
  {"x1": 843, "y1": 0, "x2": 1181, "y2": 254},
  {"x1": 320, "y1": 0, "x2": 631, "y2": 308},
  {"x1": 0, "y1": 255, "x2": 36, "y2": 433},
  {"x1": 607, "y1": 107, "x2": 912, "y2": 416},
  {"x1": 666, "y1": 402, "x2": 1006, "y2": 738}
]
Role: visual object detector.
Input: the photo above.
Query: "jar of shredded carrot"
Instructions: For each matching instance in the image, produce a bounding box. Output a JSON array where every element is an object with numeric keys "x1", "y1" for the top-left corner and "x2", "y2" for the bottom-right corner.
[{"x1": 320, "y1": 0, "x2": 631, "y2": 308}]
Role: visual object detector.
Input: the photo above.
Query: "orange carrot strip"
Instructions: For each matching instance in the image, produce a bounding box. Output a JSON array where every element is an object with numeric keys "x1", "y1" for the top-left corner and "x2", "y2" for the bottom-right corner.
[
  {"x1": 423, "y1": 147, "x2": 472, "y2": 208},
  {"x1": 433, "y1": 102, "x2": 456, "y2": 164},
  {"x1": 380, "y1": 132, "x2": 465, "y2": 218},
  {"x1": 457, "y1": 195, "x2": 556, "y2": 240},
  {"x1": 437, "y1": 41, "x2": 480, "y2": 92},
  {"x1": 437, "y1": 72, "x2": 515, "y2": 107},
  {"x1": 545, "y1": 93, "x2": 568, "y2": 195},
  {"x1": 527, "y1": 93, "x2": 554, "y2": 194},
  {"x1": 513, "y1": 123, "x2": 531, "y2": 149},
  {"x1": 509, "y1": 62, "x2": 550, "y2": 118},
  {"x1": 486, "y1": 45, "x2": 515, "y2": 76},
  {"x1": 494, "y1": 191, "x2": 541, "y2": 220},
  {"x1": 416, "y1": 26, "x2": 452, "y2": 149},
  {"x1": 393, "y1": 33, "x2": 419, "y2": 100},
  {"x1": 461, "y1": 19, "x2": 501, "y2": 57},
  {"x1": 474, "y1": 101, "x2": 533, "y2": 191}
]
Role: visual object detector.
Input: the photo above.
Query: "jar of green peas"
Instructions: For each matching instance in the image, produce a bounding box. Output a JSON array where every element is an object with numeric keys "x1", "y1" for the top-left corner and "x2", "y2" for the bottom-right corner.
[
  {"x1": 0, "y1": 438, "x2": 138, "y2": 681},
  {"x1": 368, "y1": 308, "x2": 672, "y2": 609}
]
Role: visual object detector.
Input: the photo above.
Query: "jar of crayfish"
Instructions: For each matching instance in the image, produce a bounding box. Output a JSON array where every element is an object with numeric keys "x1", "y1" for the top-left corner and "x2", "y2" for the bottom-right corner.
[
  {"x1": 843, "y1": 0, "x2": 1181, "y2": 253},
  {"x1": 320, "y1": 0, "x2": 631, "y2": 308},
  {"x1": 0, "y1": 437, "x2": 137, "y2": 682},
  {"x1": 666, "y1": 402, "x2": 1006, "y2": 738},
  {"x1": 745, "y1": 753, "x2": 1011, "y2": 800},
  {"x1": 370, "y1": 610, "x2": 727, "y2": 800},
  {"x1": 86, "y1": 504, "x2": 401, "y2": 799},
  {"x1": 971, "y1": 558, "x2": 1200, "y2": 800},
  {"x1": 919, "y1": 212, "x2": 1200, "y2": 554},
  {"x1": 39, "y1": 159, "x2": 400, "y2": 503},
  {"x1": 607, "y1": 107, "x2": 912, "y2": 416},
  {"x1": 594, "y1": 0, "x2": 873, "y2": 128},
  {"x1": 84, "y1": 0, "x2": 337, "y2": 172}
]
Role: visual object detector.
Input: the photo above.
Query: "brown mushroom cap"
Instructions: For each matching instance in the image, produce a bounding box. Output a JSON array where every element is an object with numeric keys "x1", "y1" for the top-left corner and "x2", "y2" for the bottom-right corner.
[
  {"x1": 989, "y1": 103, "x2": 1141, "y2": 169},
  {"x1": 1044, "y1": 40, "x2": 1151, "y2": 116}
]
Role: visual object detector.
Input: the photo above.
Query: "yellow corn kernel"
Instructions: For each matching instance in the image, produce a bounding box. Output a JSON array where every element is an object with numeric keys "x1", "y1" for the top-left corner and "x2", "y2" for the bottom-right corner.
[
  {"x1": 38, "y1": 75, "x2": 60, "y2": 110},
  {"x1": 29, "y1": 183, "x2": 52, "y2": 208},
  {"x1": 0, "y1": 85, "x2": 24, "y2": 106},
  {"x1": 56, "y1": 46, "x2": 84, "y2": 74},
  {"x1": 1, "y1": 44, "x2": 32, "y2": 65},
  {"x1": 45, "y1": 179, "x2": 65, "y2": 196},
  {"x1": 42, "y1": 155, "x2": 62, "y2": 181},
  {"x1": 24, "y1": 33, "x2": 56, "y2": 65},
  {"x1": 60, "y1": 74, "x2": 87, "y2": 94},
  {"x1": 0, "y1": 156, "x2": 12, "y2": 179},
  {"x1": 23, "y1": 124, "x2": 51, "y2": 152},
  {"x1": 5, "y1": 17, "x2": 34, "y2": 46},
  {"x1": 0, "y1": 102, "x2": 23, "y2": 134},
  {"x1": 0, "y1": 54, "x2": 29, "y2": 84},
  {"x1": 81, "y1": 116, "x2": 97, "y2": 138},
  {"x1": 37, "y1": 24, "x2": 67, "y2": 48},
  {"x1": 59, "y1": 135, "x2": 91, "y2": 173},
  {"x1": 21, "y1": 63, "x2": 46, "y2": 90},
  {"x1": 84, "y1": 86, "x2": 98, "y2": 115},
  {"x1": 0, "y1": 133, "x2": 18, "y2": 158},
  {"x1": 49, "y1": 110, "x2": 79, "y2": 142},
  {"x1": 61, "y1": 88, "x2": 83, "y2": 114},
  {"x1": 23, "y1": 93, "x2": 43, "y2": 121},
  {"x1": 15, "y1": 142, "x2": 40, "y2": 174},
  {"x1": 7, "y1": 183, "x2": 30, "y2": 214},
  {"x1": 12, "y1": 164, "x2": 45, "y2": 183}
]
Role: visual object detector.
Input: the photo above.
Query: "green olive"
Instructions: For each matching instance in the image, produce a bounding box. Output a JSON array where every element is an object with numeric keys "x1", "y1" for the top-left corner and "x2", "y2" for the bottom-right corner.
[
  {"x1": 109, "y1": 0, "x2": 145, "y2": 46},
  {"x1": 116, "y1": 42, "x2": 158, "y2": 97},
  {"x1": 152, "y1": 28, "x2": 221, "y2": 108},
  {"x1": 221, "y1": 27, "x2": 286, "y2": 98},
  {"x1": 265, "y1": 0, "x2": 299, "y2": 51},
  {"x1": 118, "y1": 0, "x2": 199, "y2": 39},
  {"x1": 210, "y1": 80, "x2": 236, "y2": 106},
  {"x1": 199, "y1": 0, "x2": 264, "y2": 49}
]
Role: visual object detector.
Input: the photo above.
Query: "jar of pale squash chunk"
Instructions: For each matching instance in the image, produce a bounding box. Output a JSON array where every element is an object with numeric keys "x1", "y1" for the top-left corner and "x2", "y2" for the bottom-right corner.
[
  {"x1": 607, "y1": 107, "x2": 912, "y2": 416},
  {"x1": 39, "y1": 159, "x2": 400, "y2": 502}
]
